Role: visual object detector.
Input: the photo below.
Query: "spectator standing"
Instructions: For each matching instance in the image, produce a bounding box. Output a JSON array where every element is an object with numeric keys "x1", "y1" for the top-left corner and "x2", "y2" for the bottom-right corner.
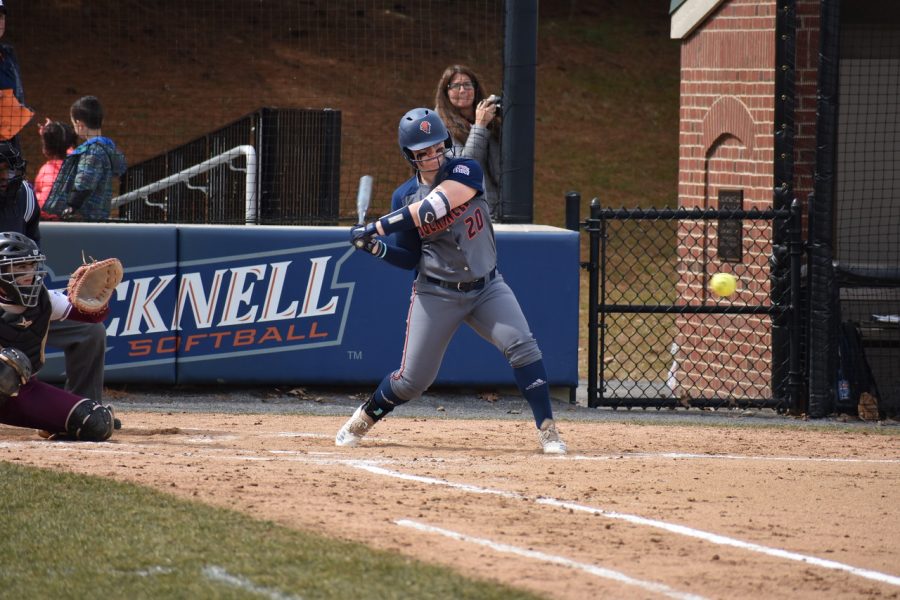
[
  {"x1": 0, "y1": 1, "x2": 23, "y2": 104},
  {"x1": 434, "y1": 64, "x2": 502, "y2": 219},
  {"x1": 34, "y1": 118, "x2": 76, "y2": 210},
  {"x1": 0, "y1": 0, "x2": 31, "y2": 150},
  {"x1": 43, "y1": 96, "x2": 127, "y2": 221}
]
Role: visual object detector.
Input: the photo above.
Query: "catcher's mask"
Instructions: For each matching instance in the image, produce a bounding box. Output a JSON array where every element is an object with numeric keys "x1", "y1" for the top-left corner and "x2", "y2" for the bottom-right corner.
[
  {"x1": 0, "y1": 232, "x2": 46, "y2": 307},
  {"x1": 398, "y1": 108, "x2": 453, "y2": 172}
]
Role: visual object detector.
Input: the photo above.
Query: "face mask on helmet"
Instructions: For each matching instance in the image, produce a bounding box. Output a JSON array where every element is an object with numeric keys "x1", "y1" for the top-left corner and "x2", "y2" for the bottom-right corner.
[
  {"x1": 407, "y1": 141, "x2": 453, "y2": 173},
  {"x1": 398, "y1": 108, "x2": 453, "y2": 172},
  {"x1": 0, "y1": 232, "x2": 46, "y2": 307},
  {"x1": 0, "y1": 257, "x2": 46, "y2": 307}
]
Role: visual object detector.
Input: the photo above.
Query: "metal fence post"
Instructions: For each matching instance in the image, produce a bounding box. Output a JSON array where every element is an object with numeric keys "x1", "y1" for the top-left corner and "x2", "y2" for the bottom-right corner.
[
  {"x1": 788, "y1": 198, "x2": 805, "y2": 414},
  {"x1": 565, "y1": 191, "x2": 582, "y2": 404},
  {"x1": 587, "y1": 198, "x2": 601, "y2": 408},
  {"x1": 565, "y1": 191, "x2": 581, "y2": 232}
]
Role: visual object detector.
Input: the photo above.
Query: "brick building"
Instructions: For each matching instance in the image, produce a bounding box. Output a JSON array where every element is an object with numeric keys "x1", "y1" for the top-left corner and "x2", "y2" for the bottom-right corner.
[{"x1": 667, "y1": 0, "x2": 819, "y2": 401}]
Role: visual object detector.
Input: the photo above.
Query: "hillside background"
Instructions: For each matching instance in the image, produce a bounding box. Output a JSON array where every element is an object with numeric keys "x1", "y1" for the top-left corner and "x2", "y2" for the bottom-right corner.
[
  {"x1": 10, "y1": 0, "x2": 679, "y2": 224},
  {"x1": 9, "y1": 0, "x2": 680, "y2": 377}
]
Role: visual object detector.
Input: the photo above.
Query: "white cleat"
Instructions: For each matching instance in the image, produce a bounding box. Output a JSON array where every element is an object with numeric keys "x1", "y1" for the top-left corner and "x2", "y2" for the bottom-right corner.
[
  {"x1": 538, "y1": 419, "x2": 567, "y2": 455},
  {"x1": 335, "y1": 405, "x2": 376, "y2": 447}
]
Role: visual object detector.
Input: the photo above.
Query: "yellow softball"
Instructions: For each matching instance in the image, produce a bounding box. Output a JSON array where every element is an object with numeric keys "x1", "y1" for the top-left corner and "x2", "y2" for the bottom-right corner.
[{"x1": 709, "y1": 273, "x2": 737, "y2": 298}]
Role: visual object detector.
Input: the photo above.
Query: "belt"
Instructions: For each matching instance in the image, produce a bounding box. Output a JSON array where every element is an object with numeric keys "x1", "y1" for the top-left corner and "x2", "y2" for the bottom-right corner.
[{"x1": 425, "y1": 267, "x2": 496, "y2": 292}]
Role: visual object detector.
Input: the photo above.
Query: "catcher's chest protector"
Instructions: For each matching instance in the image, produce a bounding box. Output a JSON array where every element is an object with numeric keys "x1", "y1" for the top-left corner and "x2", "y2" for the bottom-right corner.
[{"x1": 0, "y1": 291, "x2": 52, "y2": 371}]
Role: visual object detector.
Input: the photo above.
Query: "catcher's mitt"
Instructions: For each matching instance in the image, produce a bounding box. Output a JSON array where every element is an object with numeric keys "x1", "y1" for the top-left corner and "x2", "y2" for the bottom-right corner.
[
  {"x1": 0, "y1": 346, "x2": 32, "y2": 403},
  {"x1": 67, "y1": 257, "x2": 124, "y2": 315}
]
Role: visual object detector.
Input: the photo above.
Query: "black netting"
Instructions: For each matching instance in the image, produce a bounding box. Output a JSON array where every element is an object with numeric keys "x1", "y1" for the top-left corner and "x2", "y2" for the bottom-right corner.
[
  {"x1": 9, "y1": 0, "x2": 504, "y2": 224},
  {"x1": 585, "y1": 207, "x2": 798, "y2": 412},
  {"x1": 831, "y1": 4, "x2": 900, "y2": 416}
]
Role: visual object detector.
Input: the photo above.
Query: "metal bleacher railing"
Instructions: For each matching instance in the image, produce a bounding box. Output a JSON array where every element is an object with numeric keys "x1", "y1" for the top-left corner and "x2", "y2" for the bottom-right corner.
[
  {"x1": 111, "y1": 145, "x2": 259, "y2": 224},
  {"x1": 114, "y1": 108, "x2": 342, "y2": 226}
]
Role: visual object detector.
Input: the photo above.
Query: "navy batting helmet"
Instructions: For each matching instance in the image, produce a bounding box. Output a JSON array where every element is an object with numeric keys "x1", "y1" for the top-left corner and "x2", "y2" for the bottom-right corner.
[
  {"x1": 0, "y1": 231, "x2": 46, "y2": 307},
  {"x1": 398, "y1": 108, "x2": 452, "y2": 169}
]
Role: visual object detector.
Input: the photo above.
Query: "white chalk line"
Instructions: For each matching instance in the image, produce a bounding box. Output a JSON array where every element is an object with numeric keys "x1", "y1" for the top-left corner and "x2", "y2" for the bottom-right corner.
[
  {"x1": 395, "y1": 519, "x2": 708, "y2": 600},
  {"x1": 4, "y1": 436, "x2": 899, "y2": 588},
  {"x1": 568, "y1": 452, "x2": 900, "y2": 464},
  {"x1": 349, "y1": 462, "x2": 900, "y2": 589},
  {"x1": 7, "y1": 435, "x2": 896, "y2": 466},
  {"x1": 350, "y1": 461, "x2": 522, "y2": 498},
  {"x1": 202, "y1": 565, "x2": 302, "y2": 600},
  {"x1": 535, "y1": 498, "x2": 900, "y2": 587}
]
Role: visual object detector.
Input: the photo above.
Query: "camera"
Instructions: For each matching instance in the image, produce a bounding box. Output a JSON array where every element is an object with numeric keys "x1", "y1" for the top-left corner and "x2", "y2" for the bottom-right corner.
[{"x1": 487, "y1": 94, "x2": 502, "y2": 110}]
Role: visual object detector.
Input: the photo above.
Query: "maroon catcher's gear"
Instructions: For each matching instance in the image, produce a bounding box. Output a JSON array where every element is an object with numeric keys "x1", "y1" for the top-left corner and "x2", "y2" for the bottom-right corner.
[{"x1": 0, "y1": 229, "x2": 118, "y2": 441}]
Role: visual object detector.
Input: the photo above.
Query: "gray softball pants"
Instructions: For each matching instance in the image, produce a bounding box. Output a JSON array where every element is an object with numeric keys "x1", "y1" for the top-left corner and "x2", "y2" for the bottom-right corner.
[{"x1": 389, "y1": 273, "x2": 542, "y2": 401}]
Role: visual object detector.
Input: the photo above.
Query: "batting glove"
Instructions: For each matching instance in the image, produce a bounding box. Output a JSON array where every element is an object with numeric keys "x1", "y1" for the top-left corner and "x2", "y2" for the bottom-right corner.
[
  {"x1": 350, "y1": 223, "x2": 377, "y2": 248},
  {"x1": 362, "y1": 238, "x2": 386, "y2": 258}
]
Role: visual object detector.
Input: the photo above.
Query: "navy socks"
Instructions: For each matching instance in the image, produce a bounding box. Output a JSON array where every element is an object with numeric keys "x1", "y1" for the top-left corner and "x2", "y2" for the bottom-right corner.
[
  {"x1": 513, "y1": 360, "x2": 553, "y2": 428},
  {"x1": 363, "y1": 374, "x2": 405, "y2": 422}
]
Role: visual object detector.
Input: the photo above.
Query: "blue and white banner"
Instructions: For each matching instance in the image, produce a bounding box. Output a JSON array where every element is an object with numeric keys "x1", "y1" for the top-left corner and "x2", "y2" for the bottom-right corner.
[{"x1": 40, "y1": 223, "x2": 579, "y2": 387}]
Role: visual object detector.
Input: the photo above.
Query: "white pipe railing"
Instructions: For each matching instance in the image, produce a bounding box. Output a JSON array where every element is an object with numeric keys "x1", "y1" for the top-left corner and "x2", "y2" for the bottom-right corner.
[{"x1": 111, "y1": 145, "x2": 258, "y2": 224}]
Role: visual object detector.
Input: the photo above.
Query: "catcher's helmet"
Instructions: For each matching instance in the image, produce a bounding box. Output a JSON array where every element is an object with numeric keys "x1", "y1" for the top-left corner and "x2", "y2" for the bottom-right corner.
[
  {"x1": 398, "y1": 108, "x2": 452, "y2": 169},
  {"x1": 0, "y1": 232, "x2": 46, "y2": 307}
]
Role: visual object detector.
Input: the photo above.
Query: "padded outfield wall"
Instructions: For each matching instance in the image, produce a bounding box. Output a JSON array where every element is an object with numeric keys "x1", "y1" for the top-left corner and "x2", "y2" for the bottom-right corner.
[{"x1": 38, "y1": 223, "x2": 579, "y2": 390}]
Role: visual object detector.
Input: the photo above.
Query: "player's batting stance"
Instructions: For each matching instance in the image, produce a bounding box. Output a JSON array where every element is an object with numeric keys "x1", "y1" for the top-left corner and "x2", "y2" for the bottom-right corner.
[{"x1": 337, "y1": 108, "x2": 566, "y2": 454}]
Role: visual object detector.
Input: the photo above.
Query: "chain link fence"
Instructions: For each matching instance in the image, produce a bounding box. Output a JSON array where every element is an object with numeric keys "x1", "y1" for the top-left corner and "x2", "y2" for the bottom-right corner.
[{"x1": 581, "y1": 201, "x2": 802, "y2": 412}]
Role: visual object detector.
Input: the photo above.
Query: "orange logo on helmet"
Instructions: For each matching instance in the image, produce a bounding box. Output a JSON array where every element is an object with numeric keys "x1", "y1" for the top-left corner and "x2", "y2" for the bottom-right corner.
[{"x1": 419, "y1": 120, "x2": 431, "y2": 134}]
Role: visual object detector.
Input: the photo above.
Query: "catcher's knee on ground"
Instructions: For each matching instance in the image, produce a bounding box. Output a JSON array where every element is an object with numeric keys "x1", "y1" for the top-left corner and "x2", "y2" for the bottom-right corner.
[{"x1": 65, "y1": 399, "x2": 115, "y2": 441}]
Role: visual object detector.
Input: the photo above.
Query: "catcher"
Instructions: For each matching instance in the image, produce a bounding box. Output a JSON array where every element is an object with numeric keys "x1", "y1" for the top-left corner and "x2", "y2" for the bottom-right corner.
[{"x1": 0, "y1": 231, "x2": 123, "y2": 440}]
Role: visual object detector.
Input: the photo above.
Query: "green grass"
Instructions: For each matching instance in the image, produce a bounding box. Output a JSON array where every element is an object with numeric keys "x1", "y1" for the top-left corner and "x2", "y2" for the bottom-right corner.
[{"x1": 0, "y1": 463, "x2": 540, "y2": 600}]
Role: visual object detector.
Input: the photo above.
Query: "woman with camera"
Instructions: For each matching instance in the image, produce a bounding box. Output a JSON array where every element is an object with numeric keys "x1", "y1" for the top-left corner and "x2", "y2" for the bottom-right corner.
[{"x1": 434, "y1": 64, "x2": 502, "y2": 220}]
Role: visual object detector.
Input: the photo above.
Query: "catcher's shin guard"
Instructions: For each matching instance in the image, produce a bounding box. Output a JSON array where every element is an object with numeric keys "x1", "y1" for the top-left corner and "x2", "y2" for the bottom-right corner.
[{"x1": 65, "y1": 399, "x2": 115, "y2": 441}]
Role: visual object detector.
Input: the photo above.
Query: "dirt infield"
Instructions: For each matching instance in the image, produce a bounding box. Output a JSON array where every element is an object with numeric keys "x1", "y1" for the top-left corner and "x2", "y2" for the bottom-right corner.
[{"x1": 3, "y1": 409, "x2": 899, "y2": 599}]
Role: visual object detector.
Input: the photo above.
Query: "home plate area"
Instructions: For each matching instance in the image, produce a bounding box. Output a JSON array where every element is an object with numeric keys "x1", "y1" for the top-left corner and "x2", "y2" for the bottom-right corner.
[{"x1": 2, "y1": 412, "x2": 898, "y2": 599}]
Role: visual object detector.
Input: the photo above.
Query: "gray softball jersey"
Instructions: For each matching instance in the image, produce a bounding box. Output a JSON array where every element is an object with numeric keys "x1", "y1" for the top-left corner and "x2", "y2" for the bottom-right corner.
[{"x1": 392, "y1": 158, "x2": 496, "y2": 282}]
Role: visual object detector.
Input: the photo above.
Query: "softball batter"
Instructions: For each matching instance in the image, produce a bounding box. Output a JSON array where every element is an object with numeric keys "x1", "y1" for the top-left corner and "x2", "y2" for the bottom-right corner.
[{"x1": 337, "y1": 107, "x2": 566, "y2": 454}]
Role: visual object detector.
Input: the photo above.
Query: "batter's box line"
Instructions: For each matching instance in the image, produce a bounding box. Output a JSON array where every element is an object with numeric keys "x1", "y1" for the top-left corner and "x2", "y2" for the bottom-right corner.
[
  {"x1": 350, "y1": 462, "x2": 900, "y2": 588},
  {"x1": 395, "y1": 518, "x2": 707, "y2": 600}
]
